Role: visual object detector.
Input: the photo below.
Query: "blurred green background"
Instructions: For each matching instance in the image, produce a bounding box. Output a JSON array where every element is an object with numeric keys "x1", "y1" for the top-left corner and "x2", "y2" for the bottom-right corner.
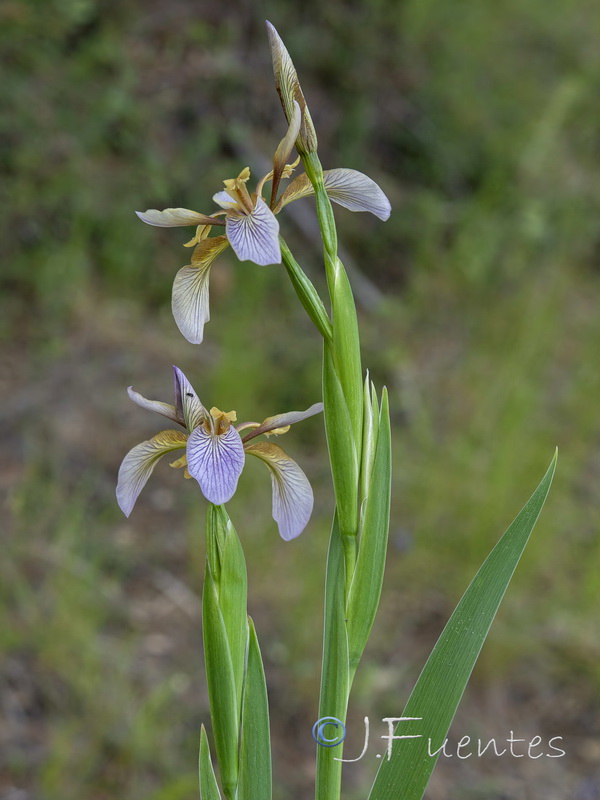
[{"x1": 2, "y1": 0, "x2": 600, "y2": 798}]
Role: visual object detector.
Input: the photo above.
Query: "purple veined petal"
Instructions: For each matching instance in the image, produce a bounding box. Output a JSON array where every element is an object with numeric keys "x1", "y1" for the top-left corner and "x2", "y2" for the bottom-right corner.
[
  {"x1": 186, "y1": 424, "x2": 245, "y2": 505},
  {"x1": 116, "y1": 430, "x2": 188, "y2": 517},
  {"x1": 323, "y1": 169, "x2": 391, "y2": 220},
  {"x1": 172, "y1": 366, "x2": 207, "y2": 431},
  {"x1": 225, "y1": 198, "x2": 281, "y2": 266},
  {"x1": 244, "y1": 442, "x2": 314, "y2": 540},
  {"x1": 127, "y1": 386, "x2": 180, "y2": 425},
  {"x1": 135, "y1": 208, "x2": 224, "y2": 227},
  {"x1": 276, "y1": 169, "x2": 391, "y2": 221},
  {"x1": 242, "y1": 402, "x2": 323, "y2": 443},
  {"x1": 171, "y1": 235, "x2": 230, "y2": 344}
]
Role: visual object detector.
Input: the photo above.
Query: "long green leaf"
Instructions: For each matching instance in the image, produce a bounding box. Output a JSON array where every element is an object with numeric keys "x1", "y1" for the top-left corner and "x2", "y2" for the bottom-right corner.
[
  {"x1": 369, "y1": 450, "x2": 557, "y2": 800},
  {"x1": 202, "y1": 562, "x2": 239, "y2": 799},
  {"x1": 199, "y1": 725, "x2": 222, "y2": 800},
  {"x1": 219, "y1": 516, "x2": 248, "y2": 717},
  {"x1": 346, "y1": 388, "x2": 391, "y2": 676},
  {"x1": 238, "y1": 617, "x2": 272, "y2": 800},
  {"x1": 280, "y1": 237, "x2": 332, "y2": 341}
]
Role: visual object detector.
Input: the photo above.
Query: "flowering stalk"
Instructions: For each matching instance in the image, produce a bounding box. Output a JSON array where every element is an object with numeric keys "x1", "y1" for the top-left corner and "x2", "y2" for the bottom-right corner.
[
  {"x1": 201, "y1": 504, "x2": 272, "y2": 800},
  {"x1": 267, "y1": 23, "x2": 392, "y2": 800}
]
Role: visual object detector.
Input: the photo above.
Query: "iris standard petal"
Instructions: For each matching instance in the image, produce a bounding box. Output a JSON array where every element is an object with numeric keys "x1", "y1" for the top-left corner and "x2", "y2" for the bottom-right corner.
[
  {"x1": 172, "y1": 366, "x2": 207, "y2": 431},
  {"x1": 186, "y1": 425, "x2": 245, "y2": 505},
  {"x1": 116, "y1": 430, "x2": 188, "y2": 517},
  {"x1": 271, "y1": 100, "x2": 301, "y2": 206},
  {"x1": 127, "y1": 386, "x2": 180, "y2": 425},
  {"x1": 171, "y1": 235, "x2": 230, "y2": 344},
  {"x1": 242, "y1": 402, "x2": 323, "y2": 443},
  {"x1": 276, "y1": 169, "x2": 391, "y2": 221},
  {"x1": 245, "y1": 441, "x2": 314, "y2": 540},
  {"x1": 225, "y1": 198, "x2": 281, "y2": 266},
  {"x1": 136, "y1": 208, "x2": 224, "y2": 227}
]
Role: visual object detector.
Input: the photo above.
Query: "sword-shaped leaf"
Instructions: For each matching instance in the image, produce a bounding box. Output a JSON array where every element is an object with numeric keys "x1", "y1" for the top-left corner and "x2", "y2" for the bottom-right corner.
[
  {"x1": 238, "y1": 618, "x2": 272, "y2": 800},
  {"x1": 369, "y1": 450, "x2": 557, "y2": 800}
]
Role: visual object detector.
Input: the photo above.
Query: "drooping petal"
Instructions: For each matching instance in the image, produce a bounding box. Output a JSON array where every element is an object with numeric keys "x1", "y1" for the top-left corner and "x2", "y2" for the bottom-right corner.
[
  {"x1": 186, "y1": 425, "x2": 245, "y2": 505},
  {"x1": 242, "y1": 402, "x2": 323, "y2": 443},
  {"x1": 127, "y1": 386, "x2": 180, "y2": 425},
  {"x1": 225, "y1": 198, "x2": 281, "y2": 265},
  {"x1": 276, "y1": 169, "x2": 391, "y2": 221},
  {"x1": 270, "y1": 100, "x2": 301, "y2": 207},
  {"x1": 245, "y1": 441, "x2": 314, "y2": 540},
  {"x1": 136, "y1": 208, "x2": 225, "y2": 227},
  {"x1": 116, "y1": 430, "x2": 188, "y2": 517},
  {"x1": 172, "y1": 366, "x2": 207, "y2": 431},
  {"x1": 171, "y1": 235, "x2": 230, "y2": 344}
]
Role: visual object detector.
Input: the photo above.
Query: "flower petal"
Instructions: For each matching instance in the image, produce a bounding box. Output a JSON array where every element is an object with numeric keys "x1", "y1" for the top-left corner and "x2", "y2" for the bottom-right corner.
[
  {"x1": 242, "y1": 402, "x2": 323, "y2": 443},
  {"x1": 212, "y1": 191, "x2": 238, "y2": 210},
  {"x1": 136, "y1": 208, "x2": 224, "y2": 227},
  {"x1": 116, "y1": 430, "x2": 188, "y2": 517},
  {"x1": 245, "y1": 441, "x2": 314, "y2": 540},
  {"x1": 172, "y1": 366, "x2": 207, "y2": 431},
  {"x1": 186, "y1": 425, "x2": 245, "y2": 505},
  {"x1": 271, "y1": 100, "x2": 301, "y2": 206},
  {"x1": 276, "y1": 169, "x2": 391, "y2": 221},
  {"x1": 171, "y1": 235, "x2": 230, "y2": 344},
  {"x1": 127, "y1": 386, "x2": 180, "y2": 425},
  {"x1": 225, "y1": 198, "x2": 281, "y2": 265}
]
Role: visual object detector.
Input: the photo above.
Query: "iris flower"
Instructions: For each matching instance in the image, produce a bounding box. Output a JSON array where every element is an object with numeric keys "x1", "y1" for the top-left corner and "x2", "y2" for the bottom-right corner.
[
  {"x1": 116, "y1": 367, "x2": 323, "y2": 540},
  {"x1": 136, "y1": 104, "x2": 391, "y2": 344}
]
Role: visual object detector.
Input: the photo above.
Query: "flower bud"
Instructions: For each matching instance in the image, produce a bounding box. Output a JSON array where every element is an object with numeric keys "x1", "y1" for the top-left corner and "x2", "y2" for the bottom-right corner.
[{"x1": 266, "y1": 21, "x2": 318, "y2": 155}]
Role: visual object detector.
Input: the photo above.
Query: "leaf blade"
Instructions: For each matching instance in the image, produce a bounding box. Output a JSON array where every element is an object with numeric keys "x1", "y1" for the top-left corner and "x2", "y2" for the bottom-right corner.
[
  {"x1": 199, "y1": 725, "x2": 222, "y2": 800},
  {"x1": 369, "y1": 450, "x2": 557, "y2": 800},
  {"x1": 238, "y1": 618, "x2": 272, "y2": 800}
]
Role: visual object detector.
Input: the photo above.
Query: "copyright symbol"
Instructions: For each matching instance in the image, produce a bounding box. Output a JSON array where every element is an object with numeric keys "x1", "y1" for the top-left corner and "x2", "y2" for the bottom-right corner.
[{"x1": 312, "y1": 716, "x2": 347, "y2": 747}]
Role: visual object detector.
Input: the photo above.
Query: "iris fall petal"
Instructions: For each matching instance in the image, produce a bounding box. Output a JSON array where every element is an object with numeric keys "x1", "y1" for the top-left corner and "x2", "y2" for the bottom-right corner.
[
  {"x1": 186, "y1": 424, "x2": 245, "y2": 505},
  {"x1": 116, "y1": 430, "x2": 188, "y2": 517},
  {"x1": 277, "y1": 168, "x2": 391, "y2": 221},
  {"x1": 225, "y1": 197, "x2": 281, "y2": 265},
  {"x1": 136, "y1": 208, "x2": 222, "y2": 227},
  {"x1": 242, "y1": 402, "x2": 323, "y2": 442},
  {"x1": 245, "y1": 441, "x2": 314, "y2": 540},
  {"x1": 171, "y1": 235, "x2": 230, "y2": 344}
]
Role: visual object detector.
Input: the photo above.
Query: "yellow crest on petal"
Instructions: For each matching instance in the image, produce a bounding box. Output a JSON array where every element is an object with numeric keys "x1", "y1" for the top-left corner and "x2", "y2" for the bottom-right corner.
[
  {"x1": 265, "y1": 425, "x2": 291, "y2": 436},
  {"x1": 183, "y1": 224, "x2": 211, "y2": 248}
]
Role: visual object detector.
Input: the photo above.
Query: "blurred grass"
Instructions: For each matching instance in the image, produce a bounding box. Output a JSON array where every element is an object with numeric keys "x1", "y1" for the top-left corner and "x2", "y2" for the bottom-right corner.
[{"x1": 2, "y1": 0, "x2": 600, "y2": 798}]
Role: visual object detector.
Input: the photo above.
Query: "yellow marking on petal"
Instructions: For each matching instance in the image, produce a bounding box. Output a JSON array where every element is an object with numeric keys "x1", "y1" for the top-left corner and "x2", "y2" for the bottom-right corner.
[
  {"x1": 169, "y1": 454, "x2": 188, "y2": 469},
  {"x1": 183, "y1": 224, "x2": 211, "y2": 248},
  {"x1": 265, "y1": 425, "x2": 291, "y2": 437}
]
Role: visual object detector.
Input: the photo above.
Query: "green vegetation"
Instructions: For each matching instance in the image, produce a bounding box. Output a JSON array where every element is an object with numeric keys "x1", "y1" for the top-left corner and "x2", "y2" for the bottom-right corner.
[{"x1": 2, "y1": 1, "x2": 600, "y2": 798}]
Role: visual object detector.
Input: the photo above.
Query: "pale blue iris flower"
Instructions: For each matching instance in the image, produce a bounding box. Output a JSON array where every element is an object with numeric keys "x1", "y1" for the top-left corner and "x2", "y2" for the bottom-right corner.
[
  {"x1": 116, "y1": 367, "x2": 323, "y2": 541},
  {"x1": 136, "y1": 104, "x2": 391, "y2": 344}
]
